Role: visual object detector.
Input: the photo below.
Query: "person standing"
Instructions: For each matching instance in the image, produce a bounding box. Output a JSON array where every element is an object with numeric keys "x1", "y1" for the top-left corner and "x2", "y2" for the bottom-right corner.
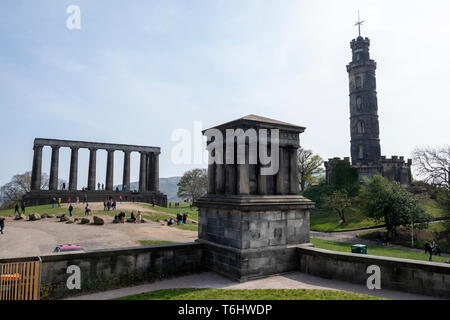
[
  {"x1": 101, "y1": 183, "x2": 104, "y2": 190},
  {"x1": 58, "y1": 198, "x2": 61, "y2": 208},
  {"x1": 21, "y1": 201, "x2": 26, "y2": 214},
  {"x1": 0, "y1": 217, "x2": 5, "y2": 234},
  {"x1": 83, "y1": 193, "x2": 88, "y2": 204},
  {"x1": 76, "y1": 196, "x2": 79, "y2": 204},
  {"x1": 68, "y1": 196, "x2": 71, "y2": 204},
  {"x1": 14, "y1": 203, "x2": 19, "y2": 214},
  {"x1": 68, "y1": 203, "x2": 73, "y2": 217},
  {"x1": 52, "y1": 197, "x2": 56, "y2": 209},
  {"x1": 85, "y1": 203, "x2": 91, "y2": 216},
  {"x1": 98, "y1": 182, "x2": 100, "y2": 190}
]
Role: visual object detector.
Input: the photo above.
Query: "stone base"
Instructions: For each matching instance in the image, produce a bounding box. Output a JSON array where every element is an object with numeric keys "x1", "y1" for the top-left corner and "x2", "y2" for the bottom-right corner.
[
  {"x1": 195, "y1": 194, "x2": 314, "y2": 281},
  {"x1": 23, "y1": 190, "x2": 167, "y2": 207}
]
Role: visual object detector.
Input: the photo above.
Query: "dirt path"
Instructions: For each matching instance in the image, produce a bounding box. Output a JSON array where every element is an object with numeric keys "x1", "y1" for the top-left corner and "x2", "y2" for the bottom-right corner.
[{"x1": 0, "y1": 209, "x2": 198, "y2": 259}]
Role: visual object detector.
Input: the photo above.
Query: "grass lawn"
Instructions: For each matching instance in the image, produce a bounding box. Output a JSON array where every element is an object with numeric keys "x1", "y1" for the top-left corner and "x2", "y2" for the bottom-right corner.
[
  {"x1": 310, "y1": 207, "x2": 382, "y2": 231},
  {"x1": 358, "y1": 222, "x2": 450, "y2": 253},
  {"x1": 0, "y1": 204, "x2": 86, "y2": 217},
  {"x1": 174, "y1": 224, "x2": 198, "y2": 231},
  {"x1": 141, "y1": 204, "x2": 199, "y2": 221},
  {"x1": 139, "y1": 240, "x2": 180, "y2": 246},
  {"x1": 115, "y1": 288, "x2": 384, "y2": 300},
  {"x1": 311, "y1": 237, "x2": 449, "y2": 263},
  {"x1": 310, "y1": 198, "x2": 446, "y2": 232}
]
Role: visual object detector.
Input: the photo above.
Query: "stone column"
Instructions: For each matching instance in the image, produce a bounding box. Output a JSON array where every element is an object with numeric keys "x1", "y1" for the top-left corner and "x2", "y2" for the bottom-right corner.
[
  {"x1": 207, "y1": 149, "x2": 216, "y2": 194},
  {"x1": 146, "y1": 152, "x2": 154, "y2": 191},
  {"x1": 105, "y1": 149, "x2": 114, "y2": 191},
  {"x1": 69, "y1": 147, "x2": 79, "y2": 191},
  {"x1": 49, "y1": 146, "x2": 60, "y2": 190},
  {"x1": 257, "y1": 164, "x2": 268, "y2": 195},
  {"x1": 289, "y1": 148, "x2": 299, "y2": 194},
  {"x1": 237, "y1": 144, "x2": 250, "y2": 195},
  {"x1": 31, "y1": 145, "x2": 43, "y2": 191},
  {"x1": 276, "y1": 147, "x2": 285, "y2": 195},
  {"x1": 153, "y1": 152, "x2": 159, "y2": 192},
  {"x1": 139, "y1": 152, "x2": 147, "y2": 192},
  {"x1": 215, "y1": 152, "x2": 225, "y2": 194},
  {"x1": 122, "y1": 150, "x2": 131, "y2": 191},
  {"x1": 87, "y1": 148, "x2": 97, "y2": 191}
]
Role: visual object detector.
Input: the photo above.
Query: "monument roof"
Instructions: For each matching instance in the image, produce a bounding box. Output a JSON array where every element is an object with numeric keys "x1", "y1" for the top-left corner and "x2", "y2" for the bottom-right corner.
[{"x1": 203, "y1": 114, "x2": 306, "y2": 133}]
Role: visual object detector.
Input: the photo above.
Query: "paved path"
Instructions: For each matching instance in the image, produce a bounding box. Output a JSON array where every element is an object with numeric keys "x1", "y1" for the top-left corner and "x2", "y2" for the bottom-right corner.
[
  {"x1": 311, "y1": 229, "x2": 450, "y2": 258},
  {"x1": 66, "y1": 271, "x2": 441, "y2": 300}
]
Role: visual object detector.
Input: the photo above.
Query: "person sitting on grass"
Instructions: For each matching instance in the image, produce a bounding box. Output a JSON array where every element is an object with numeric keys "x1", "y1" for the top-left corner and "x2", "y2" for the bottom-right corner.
[
  {"x1": 127, "y1": 212, "x2": 136, "y2": 223},
  {"x1": 182, "y1": 212, "x2": 188, "y2": 224},
  {"x1": 136, "y1": 211, "x2": 142, "y2": 223},
  {"x1": 167, "y1": 218, "x2": 175, "y2": 226},
  {"x1": 113, "y1": 214, "x2": 119, "y2": 224},
  {"x1": 118, "y1": 211, "x2": 126, "y2": 223},
  {"x1": 176, "y1": 213, "x2": 182, "y2": 225}
]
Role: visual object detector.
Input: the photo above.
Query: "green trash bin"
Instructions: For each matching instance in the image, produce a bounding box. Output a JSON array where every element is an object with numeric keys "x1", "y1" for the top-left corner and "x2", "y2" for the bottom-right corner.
[{"x1": 351, "y1": 244, "x2": 367, "y2": 254}]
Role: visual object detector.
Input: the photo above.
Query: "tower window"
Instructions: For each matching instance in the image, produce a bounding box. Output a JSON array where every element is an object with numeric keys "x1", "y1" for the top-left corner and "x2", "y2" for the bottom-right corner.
[
  {"x1": 356, "y1": 53, "x2": 360, "y2": 61},
  {"x1": 357, "y1": 121, "x2": 365, "y2": 134},
  {"x1": 358, "y1": 145, "x2": 364, "y2": 159},
  {"x1": 356, "y1": 96, "x2": 362, "y2": 110},
  {"x1": 355, "y1": 76, "x2": 362, "y2": 89}
]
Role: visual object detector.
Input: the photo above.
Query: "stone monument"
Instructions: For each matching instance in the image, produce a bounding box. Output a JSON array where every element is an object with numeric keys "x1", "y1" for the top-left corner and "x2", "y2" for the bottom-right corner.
[{"x1": 195, "y1": 115, "x2": 314, "y2": 282}]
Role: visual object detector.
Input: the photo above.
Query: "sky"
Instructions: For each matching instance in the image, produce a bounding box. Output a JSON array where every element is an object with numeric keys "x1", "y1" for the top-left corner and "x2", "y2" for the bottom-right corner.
[{"x1": 0, "y1": 0, "x2": 449, "y2": 188}]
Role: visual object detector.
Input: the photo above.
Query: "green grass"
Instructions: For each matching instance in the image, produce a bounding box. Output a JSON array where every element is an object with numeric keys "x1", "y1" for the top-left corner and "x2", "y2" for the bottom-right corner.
[
  {"x1": 138, "y1": 240, "x2": 180, "y2": 246},
  {"x1": 310, "y1": 207, "x2": 382, "y2": 231},
  {"x1": 421, "y1": 199, "x2": 447, "y2": 218},
  {"x1": 0, "y1": 204, "x2": 86, "y2": 217},
  {"x1": 310, "y1": 198, "x2": 446, "y2": 232},
  {"x1": 358, "y1": 222, "x2": 450, "y2": 253},
  {"x1": 115, "y1": 288, "x2": 384, "y2": 300},
  {"x1": 141, "y1": 204, "x2": 199, "y2": 221},
  {"x1": 311, "y1": 237, "x2": 449, "y2": 263}
]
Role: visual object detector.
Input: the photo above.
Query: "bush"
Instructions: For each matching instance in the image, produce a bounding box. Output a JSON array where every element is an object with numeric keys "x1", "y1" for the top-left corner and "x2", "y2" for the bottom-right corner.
[{"x1": 303, "y1": 184, "x2": 336, "y2": 208}]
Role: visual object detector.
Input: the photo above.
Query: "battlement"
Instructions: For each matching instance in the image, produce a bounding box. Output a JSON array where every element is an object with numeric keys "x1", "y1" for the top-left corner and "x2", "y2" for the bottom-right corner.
[
  {"x1": 350, "y1": 36, "x2": 370, "y2": 50},
  {"x1": 324, "y1": 157, "x2": 350, "y2": 169},
  {"x1": 379, "y1": 155, "x2": 412, "y2": 166}
]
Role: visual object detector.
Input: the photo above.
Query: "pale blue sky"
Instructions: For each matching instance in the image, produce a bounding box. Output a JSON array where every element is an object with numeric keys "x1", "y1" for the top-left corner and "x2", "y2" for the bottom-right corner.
[{"x1": 1, "y1": 0, "x2": 449, "y2": 187}]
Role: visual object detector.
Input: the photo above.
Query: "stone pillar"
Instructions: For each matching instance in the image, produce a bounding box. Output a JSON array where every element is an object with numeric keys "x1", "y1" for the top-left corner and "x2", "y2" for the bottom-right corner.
[
  {"x1": 207, "y1": 149, "x2": 216, "y2": 194},
  {"x1": 237, "y1": 144, "x2": 249, "y2": 195},
  {"x1": 215, "y1": 152, "x2": 225, "y2": 194},
  {"x1": 31, "y1": 145, "x2": 43, "y2": 191},
  {"x1": 153, "y1": 152, "x2": 159, "y2": 192},
  {"x1": 289, "y1": 147, "x2": 299, "y2": 194},
  {"x1": 87, "y1": 148, "x2": 97, "y2": 191},
  {"x1": 257, "y1": 164, "x2": 268, "y2": 195},
  {"x1": 49, "y1": 146, "x2": 60, "y2": 190},
  {"x1": 122, "y1": 150, "x2": 131, "y2": 191},
  {"x1": 69, "y1": 147, "x2": 79, "y2": 191},
  {"x1": 146, "y1": 152, "x2": 154, "y2": 191},
  {"x1": 139, "y1": 152, "x2": 147, "y2": 192},
  {"x1": 276, "y1": 147, "x2": 285, "y2": 195},
  {"x1": 105, "y1": 149, "x2": 114, "y2": 191}
]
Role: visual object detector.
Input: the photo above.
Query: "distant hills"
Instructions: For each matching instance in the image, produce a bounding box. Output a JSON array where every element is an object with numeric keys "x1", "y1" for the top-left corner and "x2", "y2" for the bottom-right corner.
[{"x1": 115, "y1": 177, "x2": 182, "y2": 202}]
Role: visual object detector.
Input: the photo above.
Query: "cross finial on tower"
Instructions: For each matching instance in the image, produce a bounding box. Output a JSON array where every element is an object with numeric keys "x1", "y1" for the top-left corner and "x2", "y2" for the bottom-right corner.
[{"x1": 355, "y1": 10, "x2": 365, "y2": 37}]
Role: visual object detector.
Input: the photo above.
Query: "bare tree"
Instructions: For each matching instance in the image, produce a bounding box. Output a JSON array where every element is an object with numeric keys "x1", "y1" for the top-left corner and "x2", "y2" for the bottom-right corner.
[
  {"x1": 412, "y1": 146, "x2": 450, "y2": 188},
  {"x1": 297, "y1": 149, "x2": 324, "y2": 191},
  {"x1": 0, "y1": 171, "x2": 49, "y2": 203}
]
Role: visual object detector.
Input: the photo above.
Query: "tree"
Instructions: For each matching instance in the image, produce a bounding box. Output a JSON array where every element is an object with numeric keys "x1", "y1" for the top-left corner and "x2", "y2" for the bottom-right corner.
[
  {"x1": 297, "y1": 149, "x2": 324, "y2": 191},
  {"x1": 324, "y1": 189, "x2": 352, "y2": 223},
  {"x1": 0, "y1": 171, "x2": 49, "y2": 203},
  {"x1": 412, "y1": 145, "x2": 450, "y2": 188},
  {"x1": 177, "y1": 168, "x2": 208, "y2": 202},
  {"x1": 330, "y1": 161, "x2": 360, "y2": 196},
  {"x1": 360, "y1": 175, "x2": 433, "y2": 238}
]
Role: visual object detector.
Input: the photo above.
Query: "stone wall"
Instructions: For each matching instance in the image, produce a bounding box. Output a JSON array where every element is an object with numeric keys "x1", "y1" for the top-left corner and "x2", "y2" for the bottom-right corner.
[
  {"x1": 298, "y1": 246, "x2": 450, "y2": 299},
  {"x1": 37, "y1": 242, "x2": 203, "y2": 299}
]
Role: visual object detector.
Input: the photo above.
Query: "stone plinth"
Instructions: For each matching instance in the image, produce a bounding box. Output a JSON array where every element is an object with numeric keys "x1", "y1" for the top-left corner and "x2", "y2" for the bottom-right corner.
[{"x1": 195, "y1": 115, "x2": 314, "y2": 281}]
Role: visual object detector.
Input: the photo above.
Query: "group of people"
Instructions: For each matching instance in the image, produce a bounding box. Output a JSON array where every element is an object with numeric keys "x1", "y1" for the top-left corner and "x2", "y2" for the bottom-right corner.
[
  {"x1": 425, "y1": 240, "x2": 442, "y2": 261},
  {"x1": 103, "y1": 198, "x2": 117, "y2": 211},
  {"x1": 113, "y1": 211, "x2": 142, "y2": 224},
  {"x1": 168, "y1": 212, "x2": 189, "y2": 226},
  {"x1": 14, "y1": 201, "x2": 26, "y2": 214}
]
